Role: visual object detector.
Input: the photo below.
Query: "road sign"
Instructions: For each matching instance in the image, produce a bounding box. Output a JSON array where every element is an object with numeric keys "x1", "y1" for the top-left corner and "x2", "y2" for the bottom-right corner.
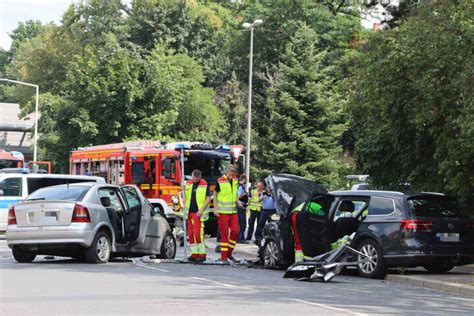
[{"x1": 230, "y1": 145, "x2": 243, "y2": 162}]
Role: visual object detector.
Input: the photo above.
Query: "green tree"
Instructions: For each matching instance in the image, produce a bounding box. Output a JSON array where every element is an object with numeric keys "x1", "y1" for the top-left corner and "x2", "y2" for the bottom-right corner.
[
  {"x1": 258, "y1": 25, "x2": 349, "y2": 188},
  {"x1": 347, "y1": 1, "x2": 474, "y2": 205}
]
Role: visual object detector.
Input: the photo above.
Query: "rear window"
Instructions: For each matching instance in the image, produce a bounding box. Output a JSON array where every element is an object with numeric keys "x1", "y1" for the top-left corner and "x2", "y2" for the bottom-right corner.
[
  {"x1": 26, "y1": 185, "x2": 90, "y2": 202},
  {"x1": 27, "y1": 177, "x2": 97, "y2": 194},
  {"x1": 407, "y1": 196, "x2": 464, "y2": 218}
]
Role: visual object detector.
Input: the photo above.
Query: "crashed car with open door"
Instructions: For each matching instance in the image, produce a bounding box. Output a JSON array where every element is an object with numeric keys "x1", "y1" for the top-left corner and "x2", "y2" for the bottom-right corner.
[
  {"x1": 6, "y1": 183, "x2": 176, "y2": 263},
  {"x1": 259, "y1": 174, "x2": 369, "y2": 281},
  {"x1": 259, "y1": 174, "x2": 328, "y2": 267}
]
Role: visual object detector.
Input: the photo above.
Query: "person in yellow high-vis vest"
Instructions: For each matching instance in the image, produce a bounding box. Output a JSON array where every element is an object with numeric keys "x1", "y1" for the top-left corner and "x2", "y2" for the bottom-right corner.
[
  {"x1": 214, "y1": 164, "x2": 241, "y2": 263},
  {"x1": 246, "y1": 181, "x2": 264, "y2": 241},
  {"x1": 185, "y1": 169, "x2": 211, "y2": 262}
]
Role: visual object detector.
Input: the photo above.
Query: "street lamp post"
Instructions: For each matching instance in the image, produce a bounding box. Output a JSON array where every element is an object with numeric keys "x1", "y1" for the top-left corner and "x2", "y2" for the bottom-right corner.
[
  {"x1": 0, "y1": 78, "x2": 39, "y2": 161},
  {"x1": 242, "y1": 19, "x2": 263, "y2": 190}
]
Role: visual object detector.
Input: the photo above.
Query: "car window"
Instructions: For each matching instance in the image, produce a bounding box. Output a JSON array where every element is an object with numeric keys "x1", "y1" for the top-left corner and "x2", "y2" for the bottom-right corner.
[
  {"x1": 99, "y1": 188, "x2": 125, "y2": 213},
  {"x1": 334, "y1": 199, "x2": 368, "y2": 221},
  {"x1": 0, "y1": 177, "x2": 22, "y2": 197},
  {"x1": 368, "y1": 197, "x2": 395, "y2": 215},
  {"x1": 27, "y1": 177, "x2": 98, "y2": 194},
  {"x1": 123, "y1": 187, "x2": 141, "y2": 210},
  {"x1": 407, "y1": 196, "x2": 465, "y2": 218},
  {"x1": 303, "y1": 194, "x2": 334, "y2": 218},
  {"x1": 26, "y1": 185, "x2": 90, "y2": 201}
]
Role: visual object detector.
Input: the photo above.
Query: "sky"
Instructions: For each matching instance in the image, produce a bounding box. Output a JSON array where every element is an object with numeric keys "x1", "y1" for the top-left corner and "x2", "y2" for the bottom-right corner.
[{"x1": 0, "y1": 0, "x2": 77, "y2": 50}]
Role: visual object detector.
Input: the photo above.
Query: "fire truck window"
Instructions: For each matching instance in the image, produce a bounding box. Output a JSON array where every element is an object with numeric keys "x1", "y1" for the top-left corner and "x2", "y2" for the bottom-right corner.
[
  {"x1": 132, "y1": 162, "x2": 145, "y2": 184},
  {"x1": 162, "y1": 158, "x2": 175, "y2": 180}
]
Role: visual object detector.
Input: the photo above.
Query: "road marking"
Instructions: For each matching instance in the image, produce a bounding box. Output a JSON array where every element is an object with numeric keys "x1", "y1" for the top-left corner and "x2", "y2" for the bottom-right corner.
[
  {"x1": 289, "y1": 299, "x2": 367, "y2": 316},
  {"x1": 134, "y1": 263, "x2": 170, "y2": 273},
  {"x1": 192, "y1": 277, "x2": 236, "y2": 288}
]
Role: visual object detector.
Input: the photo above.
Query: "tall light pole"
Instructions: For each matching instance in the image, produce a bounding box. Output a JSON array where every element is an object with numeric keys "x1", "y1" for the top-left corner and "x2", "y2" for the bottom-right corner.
[
  {"x1": 0, "y1": 78, "x2": 40, "y2": 161},
  {"x1": 242, "y1": 19, "x2": 263, "y2": 190}
]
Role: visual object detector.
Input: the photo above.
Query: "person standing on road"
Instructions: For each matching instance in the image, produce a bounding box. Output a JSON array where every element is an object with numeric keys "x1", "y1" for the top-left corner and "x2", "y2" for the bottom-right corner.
[
  {"x1": 254, "y1": 185, "x2": 276, "y2": 245},
  {"x1": 185, "y1": 169, "x2": 212, "y2": 262},
  {"x1": 214, "y1": 164, "x2": 241, "y2": 263},
  {"x1": 246, "y1": 181, "x2": 264, "y2": 241},
  {"x1": 237, "y1": 175, "x2": 249, "y2": 244}
]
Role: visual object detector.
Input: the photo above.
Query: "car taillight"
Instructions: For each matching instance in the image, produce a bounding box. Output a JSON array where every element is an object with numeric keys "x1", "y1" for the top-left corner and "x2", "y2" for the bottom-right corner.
[
  {"x1": 401, "y1": 219, "x2": 433, "y2": 231},
  {"x1": 72, "y1": 204, "x2": 91, "y2": 223},
  {"x1": 467, "y1": 222, "x2": 474, "y2": 230},
  {"x1": 7, "y1": 206, "x2": 17, "y2": 225}
]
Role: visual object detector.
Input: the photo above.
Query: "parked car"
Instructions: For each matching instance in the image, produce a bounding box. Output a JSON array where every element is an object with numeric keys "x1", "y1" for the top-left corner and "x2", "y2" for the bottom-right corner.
[
  {"x1": 260, "y1": 174, "x2": 474, "y2": 279},
  {"x1": 6, "y1": 182, "x2": 176, "y2": 263},
  {"x1": 0, "y1": 173, "x2": 105, "y2": 231}
]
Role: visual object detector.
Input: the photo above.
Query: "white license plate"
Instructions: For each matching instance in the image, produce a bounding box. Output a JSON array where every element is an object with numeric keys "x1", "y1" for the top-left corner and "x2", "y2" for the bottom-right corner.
[{"x1": 436, "y1": 233, "x2": 460, "y2": 242}]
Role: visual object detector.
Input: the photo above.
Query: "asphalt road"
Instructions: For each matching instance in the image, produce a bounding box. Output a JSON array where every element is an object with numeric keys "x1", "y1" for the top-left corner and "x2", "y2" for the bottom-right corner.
[{"x1": 1, "y1": 237, "x2": 473, "y2": 315}]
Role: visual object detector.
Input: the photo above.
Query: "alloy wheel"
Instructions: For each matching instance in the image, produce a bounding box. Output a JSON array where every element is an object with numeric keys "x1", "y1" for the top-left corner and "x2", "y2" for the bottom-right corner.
[
  {"x1": 264, "y1": 241, "x2": 279, "y2": 267},
  {"x1": 358, "y1": 243, "x2": 378, "y2": 274},
  {"x1": 96, "y1": 236, "x2": 110, "y2": 262},
  {"x1": 164, "y1": 235, "x2": 175, "y2": 258}
]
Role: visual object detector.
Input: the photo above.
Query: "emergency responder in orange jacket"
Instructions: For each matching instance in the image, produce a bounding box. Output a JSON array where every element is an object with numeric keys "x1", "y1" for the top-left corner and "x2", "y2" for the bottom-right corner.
[
  {"x1": 214, "y1": 164, "x2": 241, "y2": 263},
  {"x1": 185, "y1": 169, "x2": 212, "y2": 262}
]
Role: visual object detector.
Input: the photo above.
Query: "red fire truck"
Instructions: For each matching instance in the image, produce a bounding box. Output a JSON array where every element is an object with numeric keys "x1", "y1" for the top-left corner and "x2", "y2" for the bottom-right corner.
[{"x1": 70, "y1": 141, "x2": 243, "y2": 231}]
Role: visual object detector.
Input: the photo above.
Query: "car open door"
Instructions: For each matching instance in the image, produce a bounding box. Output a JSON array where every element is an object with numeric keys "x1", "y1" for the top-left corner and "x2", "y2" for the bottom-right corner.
[
  {"x1": 265, "y1": 173, "x2": 328, "y2": 217},
  {"x1": 121, "y1": 185, "x2": 148, "y2": 243}
]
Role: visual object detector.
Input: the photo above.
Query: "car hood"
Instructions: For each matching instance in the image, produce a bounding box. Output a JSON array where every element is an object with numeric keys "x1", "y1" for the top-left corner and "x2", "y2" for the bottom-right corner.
[{"x1": 265, "y1": 174, "x2": 327, "y2": 216}]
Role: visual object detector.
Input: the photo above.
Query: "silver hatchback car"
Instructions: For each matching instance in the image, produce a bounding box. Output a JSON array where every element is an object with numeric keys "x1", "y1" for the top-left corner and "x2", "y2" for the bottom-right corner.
[{"x1": 6, "y1": 182, "x2": 176, "y2": 263}]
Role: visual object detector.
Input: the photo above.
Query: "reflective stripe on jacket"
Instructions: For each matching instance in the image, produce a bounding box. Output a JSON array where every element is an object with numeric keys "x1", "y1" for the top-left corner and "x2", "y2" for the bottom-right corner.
[
  {"x1": 185, "y1": 179, "x2": 209, "y2": 220},
  {"x1": 216, "y1": 175, "x2": 237, "y2": 214},
  {"x1": 248, "y1": 190, "x2": 262, "y2": 212}
]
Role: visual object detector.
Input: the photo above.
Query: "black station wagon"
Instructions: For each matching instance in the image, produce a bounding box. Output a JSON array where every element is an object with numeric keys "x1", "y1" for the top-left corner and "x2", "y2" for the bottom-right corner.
[{"x1": 260, "y1": 174, "x2": 474, "y2": 278}]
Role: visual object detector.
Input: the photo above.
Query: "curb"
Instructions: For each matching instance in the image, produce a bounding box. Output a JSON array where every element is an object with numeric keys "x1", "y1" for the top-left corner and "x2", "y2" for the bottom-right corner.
[{"x1": 385, "y1": 274, "x2": 474, "y2": 298}]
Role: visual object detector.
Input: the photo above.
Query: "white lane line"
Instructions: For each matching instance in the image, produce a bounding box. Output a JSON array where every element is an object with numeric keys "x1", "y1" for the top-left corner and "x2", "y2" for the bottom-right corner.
[
  {"x1": 134, "y1": 263, "x2": 170, "y2": 273},
  {"x1": 289, "y1": 299, "x2": 367, "y2": 316},
  {"x1": 192, "y1": 277, "x2": 236, "y2": 288}
]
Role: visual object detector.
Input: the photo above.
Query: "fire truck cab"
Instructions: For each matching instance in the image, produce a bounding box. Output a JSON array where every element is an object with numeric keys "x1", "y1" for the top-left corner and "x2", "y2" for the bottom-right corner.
[{"x1": 70, "y1": 141, "x2": 243, "y2": 229}]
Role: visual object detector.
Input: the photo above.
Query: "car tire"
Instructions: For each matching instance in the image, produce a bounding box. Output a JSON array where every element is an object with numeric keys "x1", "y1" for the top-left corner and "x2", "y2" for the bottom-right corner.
[
  {"x1": 157, "y1": 232, "x2": 176, "y2": 259},
  {"x1": 12, "y1": 248, "x2": 36, "y2": 263},
  {"x1": 262, "y1": 238, "x2": 282, "y2": 268},
  {"x1": 423, "y1": 261, "x2": 454, "y2": 274},
  {"x1": 356, "y1": 239, "x2": 386, "y2": 279},
  {"x1": 84, "y1": 231, "x2": 111, "y2": 263}
]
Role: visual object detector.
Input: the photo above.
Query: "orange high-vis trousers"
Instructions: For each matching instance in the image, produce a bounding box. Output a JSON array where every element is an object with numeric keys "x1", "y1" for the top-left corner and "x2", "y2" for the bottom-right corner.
[
  {"x1": 188, "y1": 213, "x2": 206, "y2": 259},
  {"x1": 218, "y1": 213, "x2": 240, "y2": 260}
]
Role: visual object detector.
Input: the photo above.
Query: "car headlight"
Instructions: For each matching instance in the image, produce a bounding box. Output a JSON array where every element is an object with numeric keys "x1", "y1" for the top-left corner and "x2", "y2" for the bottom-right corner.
[{"x1": 270, "y1": 213, "x2": 280, "y2": 221}]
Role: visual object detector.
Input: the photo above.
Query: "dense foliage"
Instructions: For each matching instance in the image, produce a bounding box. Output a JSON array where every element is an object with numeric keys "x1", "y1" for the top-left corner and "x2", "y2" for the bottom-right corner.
[{"x1": 2, "y1": 0, "x2": 474, "y2": 203}]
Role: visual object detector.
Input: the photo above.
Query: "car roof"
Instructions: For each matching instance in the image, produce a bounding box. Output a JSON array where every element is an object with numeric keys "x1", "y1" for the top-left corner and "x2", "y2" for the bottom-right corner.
[
  {"x1": 330, "y1": 190, "x2": 406, "y2": 198},
  {"x1": 0, "y1": 173, "x2": 105, "y2": 181},
  {"x1": 330, "y1": 190, "x2": 447, "y2": 199}
]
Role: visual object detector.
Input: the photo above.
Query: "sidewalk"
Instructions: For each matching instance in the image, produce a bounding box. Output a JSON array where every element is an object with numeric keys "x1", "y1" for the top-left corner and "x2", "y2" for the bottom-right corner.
[{"x1": 385, "y1": 266, "x2": 474, "y2": 298}]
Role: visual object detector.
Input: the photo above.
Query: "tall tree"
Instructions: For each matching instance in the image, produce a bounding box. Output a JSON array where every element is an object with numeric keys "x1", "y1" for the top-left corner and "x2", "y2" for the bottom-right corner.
[
  {"x1": 258, "y1": 25, "x2": 349, "y2": 188},
  {"x1": 347, "y1": 1, "x2": 474, "y2": 205}
]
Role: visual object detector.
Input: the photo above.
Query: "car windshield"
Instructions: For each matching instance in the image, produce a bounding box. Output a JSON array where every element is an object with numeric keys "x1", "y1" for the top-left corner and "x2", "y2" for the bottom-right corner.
[
  {"x1": 184, "y1": 154, "x2": 230, "y2": 184},
  {"x1": 407, "y1": 195, "x2": 465, "y2": 218},
  {"x1": 27, "y1": 185, "x2": 90, "y2": 202}
]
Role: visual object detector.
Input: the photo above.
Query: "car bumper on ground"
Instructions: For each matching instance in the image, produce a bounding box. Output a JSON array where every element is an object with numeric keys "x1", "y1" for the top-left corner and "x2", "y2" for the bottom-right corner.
[{"x1": 5, "y1": 223, "x2": 95, "y2": 248}]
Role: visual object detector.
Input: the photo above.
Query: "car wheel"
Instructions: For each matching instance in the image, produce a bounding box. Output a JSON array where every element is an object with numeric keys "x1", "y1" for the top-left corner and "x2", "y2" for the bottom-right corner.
[
  {"x1": 356, "y1": 239, "x2": 386, "y2": 279},
  {"x1": 12, "y1": 248, "x2": 36, "y2": 263},
  {"x1": 157, "y1": 232, "x2": 176, "y2": 259},
  {"x1": 423, "y1": 261, "x2": 454, "y2": 274},
  {"x1": 262, "y1": 239, "x2": 282, "y2": 268},
  {"x1": 84, "y1": 231, "x2": 111, "y2": 263}
]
